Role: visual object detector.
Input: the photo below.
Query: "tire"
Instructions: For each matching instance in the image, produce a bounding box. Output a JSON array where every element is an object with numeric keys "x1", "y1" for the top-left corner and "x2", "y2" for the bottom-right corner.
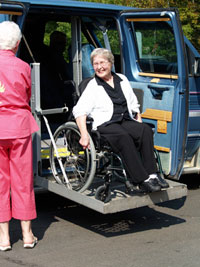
[
  {"x1": 49, "y1": 121, "x2": 96, "y2": 193},
  {"x1": 95, "y1": 185, "x2": 111, "y2": 203}
]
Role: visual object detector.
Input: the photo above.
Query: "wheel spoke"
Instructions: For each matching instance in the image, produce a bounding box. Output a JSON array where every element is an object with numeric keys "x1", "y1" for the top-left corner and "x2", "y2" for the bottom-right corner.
[{"x1": 49, "y1": 122, "x2": 96, "y2": 192}]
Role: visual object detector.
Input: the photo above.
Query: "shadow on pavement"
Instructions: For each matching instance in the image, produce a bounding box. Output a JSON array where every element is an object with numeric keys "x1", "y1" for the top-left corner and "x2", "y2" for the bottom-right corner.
[
  {"x1": 156, "y1": 174, "x2": 199, "y2": 209},
  {"x1": 29, "y1": 192, "x2": 186, "y2": 239},
  {"x1": 9, "y1": 194, "x2": 60, "y2": 245},
  {"x1": 156, "y1": 196, "x2": 186, "y2": 210},
  {"x1": 179, "y1": 174, "x2": 200, "y2": 190}
]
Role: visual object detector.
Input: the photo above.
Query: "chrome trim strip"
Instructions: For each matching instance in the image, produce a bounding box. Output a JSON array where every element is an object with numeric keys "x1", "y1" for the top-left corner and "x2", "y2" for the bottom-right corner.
[
  {"x1": 189, "y1": 111, "x2": 200, "y2": 117},
  {"x1": 188, "y1": 133, "x2": 200, "y2": 137}
]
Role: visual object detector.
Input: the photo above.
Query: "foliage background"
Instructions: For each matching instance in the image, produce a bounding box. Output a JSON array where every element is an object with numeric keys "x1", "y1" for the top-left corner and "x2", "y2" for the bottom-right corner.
[{"x1": 79, "y1": 0, "x2": 200, "y2": 52}]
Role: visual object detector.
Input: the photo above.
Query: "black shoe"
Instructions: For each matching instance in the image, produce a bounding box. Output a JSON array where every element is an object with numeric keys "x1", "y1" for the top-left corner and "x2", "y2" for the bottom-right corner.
[
  {"x1": 139, "y1": 178, "x2": 161, "y2": 193},
  {"x1": 156, "y1": 174, "x2": 169, "y2": 188}
]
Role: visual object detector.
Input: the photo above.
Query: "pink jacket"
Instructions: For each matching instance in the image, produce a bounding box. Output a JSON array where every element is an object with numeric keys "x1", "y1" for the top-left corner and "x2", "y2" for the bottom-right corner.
[{"x1": 0, "y1": 50, "x2": 39, "y2": 139}]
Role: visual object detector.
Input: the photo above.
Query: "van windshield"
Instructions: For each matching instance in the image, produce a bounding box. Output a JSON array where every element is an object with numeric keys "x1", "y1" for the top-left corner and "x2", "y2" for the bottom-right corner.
[{"x1": 128, "y1": 19, "x2": 178, "y2": 75}]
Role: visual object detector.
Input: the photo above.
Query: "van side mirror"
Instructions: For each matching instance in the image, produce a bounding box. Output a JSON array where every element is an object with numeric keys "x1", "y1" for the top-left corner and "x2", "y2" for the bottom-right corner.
[{"x1": 194, "y1": 57, "x2": 200, "y2": 76}]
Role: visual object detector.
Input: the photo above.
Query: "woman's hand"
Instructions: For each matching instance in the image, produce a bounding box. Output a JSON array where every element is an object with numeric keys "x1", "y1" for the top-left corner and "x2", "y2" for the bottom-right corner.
[
  {"x1": 79, "y1": 133, "x2": 90, "y2": 150},
  {"x1": 135, "y1": 113, "x2": 142, "y2": 123}
]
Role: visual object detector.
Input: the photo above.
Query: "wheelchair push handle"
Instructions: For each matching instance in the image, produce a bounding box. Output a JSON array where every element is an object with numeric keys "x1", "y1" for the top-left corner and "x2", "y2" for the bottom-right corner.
[{"x1": 35, "y1": 106, "x2": 68, "y2": 116}]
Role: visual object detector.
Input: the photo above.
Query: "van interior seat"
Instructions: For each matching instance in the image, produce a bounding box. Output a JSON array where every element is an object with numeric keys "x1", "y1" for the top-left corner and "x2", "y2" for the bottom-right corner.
[
  {"x1": 81, "y1": 43, "x2": 95, "y2": 79},
  {"x1": 132, "y1": 88, "x2": 144, "y2": 113}
]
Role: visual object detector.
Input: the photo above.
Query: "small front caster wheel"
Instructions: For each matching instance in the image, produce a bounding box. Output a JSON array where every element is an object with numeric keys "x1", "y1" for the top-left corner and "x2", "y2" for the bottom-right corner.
[{"x1": 95, "y1": 185, "x2": 111, "y2": 203}]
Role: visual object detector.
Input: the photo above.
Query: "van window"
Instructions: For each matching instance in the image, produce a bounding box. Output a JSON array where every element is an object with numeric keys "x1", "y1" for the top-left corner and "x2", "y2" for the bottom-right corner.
[
  {"x1": 92, "y1": 27, "x2": 121, "y2": 72},
  {"x1": 185, "y1": 44, "x2": 196, "y2": 76},
  {"x1": 43, "y1": 21, "x2": 71, "y2": 62},
  {"x1": 82, "y1": 17, "x2": 121, "y2": 72},
  {"x1": 19, "y1": 11, "x2": 121, "y2": 125},
  {"x1": 128, "y1": 19, "x2": 177, "y2": 75}
]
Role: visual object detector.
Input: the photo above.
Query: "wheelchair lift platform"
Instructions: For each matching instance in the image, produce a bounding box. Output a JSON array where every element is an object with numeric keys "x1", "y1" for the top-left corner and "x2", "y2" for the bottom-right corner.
[{"x1": 34, "y1": 176, "x2": 187, "y2": 214}]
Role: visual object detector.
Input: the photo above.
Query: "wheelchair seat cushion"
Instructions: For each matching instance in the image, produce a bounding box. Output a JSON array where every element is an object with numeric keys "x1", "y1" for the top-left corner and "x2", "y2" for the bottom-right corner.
[{"x1": 78, "y1": 77, "x2": 93, "y2": 96}]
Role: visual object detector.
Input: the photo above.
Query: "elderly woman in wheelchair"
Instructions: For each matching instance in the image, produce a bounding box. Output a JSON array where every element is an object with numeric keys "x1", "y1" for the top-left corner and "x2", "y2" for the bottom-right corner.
[
  {"x1": 49, "y1": 48, "x2": 169, "y2": 202},
  {"x1": 72, "y1": 48, "x2": 169, "y2": 197}
]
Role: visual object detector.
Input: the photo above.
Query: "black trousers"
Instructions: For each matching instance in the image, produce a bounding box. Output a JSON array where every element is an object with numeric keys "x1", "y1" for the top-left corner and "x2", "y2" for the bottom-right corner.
[{"x1": 97, "y1": 120, "x2": 158, "y2": 184}]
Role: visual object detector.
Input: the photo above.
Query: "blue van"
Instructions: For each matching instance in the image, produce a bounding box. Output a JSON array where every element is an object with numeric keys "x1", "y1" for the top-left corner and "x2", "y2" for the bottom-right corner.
[{"x1": 1, "y1": 0, "x2": 198, "y2": 211}]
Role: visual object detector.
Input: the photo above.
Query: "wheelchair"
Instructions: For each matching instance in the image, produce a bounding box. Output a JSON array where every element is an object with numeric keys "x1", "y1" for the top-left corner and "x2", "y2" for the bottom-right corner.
[
  {"x1": 48, "y1": 118, "x2": 164, "y2": 203},
  {"x1": 47, "y1": 79, "x2": 164, "y2": 203}
]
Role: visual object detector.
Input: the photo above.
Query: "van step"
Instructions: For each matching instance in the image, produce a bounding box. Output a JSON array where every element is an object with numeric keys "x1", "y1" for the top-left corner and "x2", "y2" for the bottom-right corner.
[{"x1": 182, "y1": 167, "x2": 200, "y2": 174}]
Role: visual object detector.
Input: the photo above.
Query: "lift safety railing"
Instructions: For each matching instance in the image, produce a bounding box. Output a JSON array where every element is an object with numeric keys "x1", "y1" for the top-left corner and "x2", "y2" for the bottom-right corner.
[{"x1": 31, "y1": 62, "x2": 72, "y2": 189}]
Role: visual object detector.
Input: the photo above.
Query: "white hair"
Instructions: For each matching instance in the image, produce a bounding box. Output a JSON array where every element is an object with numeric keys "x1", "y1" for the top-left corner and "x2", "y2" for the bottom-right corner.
[
  {"x1": 90, "y1": 48, "x2": 114, "y2": 65},
  {"x1": 0, "y1": 21, "x2": 22, "y2": 50}
]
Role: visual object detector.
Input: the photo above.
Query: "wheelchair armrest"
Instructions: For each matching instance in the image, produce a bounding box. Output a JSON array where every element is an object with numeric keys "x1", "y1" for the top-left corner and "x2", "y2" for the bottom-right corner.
[
  {"x1": 86, "y1": 116, "x2": 93, "y2": 132},
  {"x1": 86, "y1": 117, "x2": 93, "y2": 123},
  {"x1": 91, "y1": 130, "x2": 101, "y2": 151},
  {"x1": 90, "y1": 129, "x2": 111, "y2": 152}
]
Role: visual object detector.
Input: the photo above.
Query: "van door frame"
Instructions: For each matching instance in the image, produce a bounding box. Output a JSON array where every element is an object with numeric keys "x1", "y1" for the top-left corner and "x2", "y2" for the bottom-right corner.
[{"x1": 71, "y1": 16, "x2": 82, "y2": 95}]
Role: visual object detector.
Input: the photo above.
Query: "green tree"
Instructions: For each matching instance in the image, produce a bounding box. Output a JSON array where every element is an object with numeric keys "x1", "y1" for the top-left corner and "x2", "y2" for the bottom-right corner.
[{"x1": 80, "y1": 0, "x2": 200, "y2": 52}]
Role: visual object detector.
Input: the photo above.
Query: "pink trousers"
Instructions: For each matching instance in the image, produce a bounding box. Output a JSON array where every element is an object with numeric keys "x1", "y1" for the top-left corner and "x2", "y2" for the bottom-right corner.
[{"x1": 0, "y1": 136, "x2": 37, "y2": 222}]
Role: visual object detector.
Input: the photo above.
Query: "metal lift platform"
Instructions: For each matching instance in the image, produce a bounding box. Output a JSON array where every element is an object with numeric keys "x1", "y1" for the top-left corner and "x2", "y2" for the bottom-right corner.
[{"x1": 34, "y1": 176, "x2": 187, "y2": 214}]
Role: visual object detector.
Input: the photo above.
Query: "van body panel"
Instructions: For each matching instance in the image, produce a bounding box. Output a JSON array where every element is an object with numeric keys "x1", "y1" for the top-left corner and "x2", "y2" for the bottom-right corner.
[
  {"x1": 1, "y1": 0, "x2": 132, "y2": 11},
  {"x1": 183, "y1": 38, "x2": 200, "y2": 166},
  {"x1": 0, "y1": 0, "x2": 199, "y2": 181}
]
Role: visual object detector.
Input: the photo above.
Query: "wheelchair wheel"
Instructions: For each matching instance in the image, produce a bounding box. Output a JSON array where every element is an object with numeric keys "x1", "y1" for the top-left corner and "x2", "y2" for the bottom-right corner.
[
  {"x1": 49, "y1": 121, "x2": 96, "y2": 193},
  {"x1": 95, "y1": 185, "x2": 111, "y2": 203}
]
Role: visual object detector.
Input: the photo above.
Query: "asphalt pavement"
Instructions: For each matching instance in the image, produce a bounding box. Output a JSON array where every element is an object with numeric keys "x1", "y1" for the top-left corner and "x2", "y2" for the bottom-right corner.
[{"x1": 0, "y1": 174, "x2": 200, "y2": 267}]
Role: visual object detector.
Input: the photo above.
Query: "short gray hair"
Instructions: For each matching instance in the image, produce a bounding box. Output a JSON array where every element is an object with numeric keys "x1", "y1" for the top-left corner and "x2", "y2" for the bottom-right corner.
[
  {"x1": 0, "y1": 21, "x2": 22, "y2": 50},
  {"x1": 90, "y1": 48, "x2": 114, "y2": 65}
]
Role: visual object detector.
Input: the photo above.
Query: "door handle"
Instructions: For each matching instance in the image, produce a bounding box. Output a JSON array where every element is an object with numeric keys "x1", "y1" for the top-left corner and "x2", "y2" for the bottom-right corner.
[{"x1": 148, "y1": 85, "x2": 169, "y2": 100}]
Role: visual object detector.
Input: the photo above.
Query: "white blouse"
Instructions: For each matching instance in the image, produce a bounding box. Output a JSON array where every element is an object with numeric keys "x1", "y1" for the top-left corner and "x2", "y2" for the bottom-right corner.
[{"x1": 73, "y1": 73, "x2": 140, "y2": 130}]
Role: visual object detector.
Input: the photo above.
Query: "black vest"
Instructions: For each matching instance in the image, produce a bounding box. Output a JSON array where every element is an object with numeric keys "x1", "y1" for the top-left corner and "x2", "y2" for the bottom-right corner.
[{"x1": 95, "y1": 73, "x2": 131, "y2": 126}]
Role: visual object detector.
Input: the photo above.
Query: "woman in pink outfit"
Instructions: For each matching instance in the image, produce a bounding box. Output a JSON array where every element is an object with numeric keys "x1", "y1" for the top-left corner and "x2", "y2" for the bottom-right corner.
[{"x1": 0, "y1": 21, "x2": 39, "y2": 251}]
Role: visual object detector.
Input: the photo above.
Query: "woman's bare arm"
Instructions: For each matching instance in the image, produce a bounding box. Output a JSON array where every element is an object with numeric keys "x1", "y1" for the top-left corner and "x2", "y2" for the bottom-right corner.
[{"x1": 75, "y1": 115, "x2": 90, "y2": 149}]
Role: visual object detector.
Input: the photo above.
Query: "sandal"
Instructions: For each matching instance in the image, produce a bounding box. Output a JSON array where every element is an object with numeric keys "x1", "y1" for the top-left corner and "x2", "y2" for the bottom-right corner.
[
  {"x1": 0, "y1": 245, "x2": 12, "y2": 252},
  {"x1": 23, "y1": 236, "x2": 38, "y2": 249}
]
